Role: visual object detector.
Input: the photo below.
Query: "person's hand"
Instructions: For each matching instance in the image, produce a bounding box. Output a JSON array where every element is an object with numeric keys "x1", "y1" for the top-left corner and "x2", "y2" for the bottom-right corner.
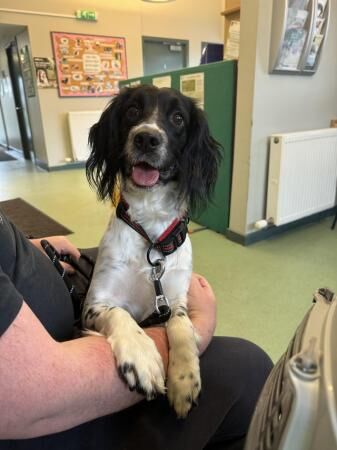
[
  {"x1": 30, "y1": 236, "x2": 80, "y2": 273},
  {"x1": 187, "y1": 273, "x2": 217, "y2": 354}
]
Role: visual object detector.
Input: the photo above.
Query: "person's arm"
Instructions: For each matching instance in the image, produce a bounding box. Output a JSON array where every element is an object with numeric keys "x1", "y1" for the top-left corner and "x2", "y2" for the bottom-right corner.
[
  {"x1": 187, "y1": 273, "x2": 217, "y2": 355},
  {"x1": 0, "y1": 300, "x2": 169, "y2": 439},
  {"x1": 0, "y1": 274, "x2": 216, "y2": 439}
]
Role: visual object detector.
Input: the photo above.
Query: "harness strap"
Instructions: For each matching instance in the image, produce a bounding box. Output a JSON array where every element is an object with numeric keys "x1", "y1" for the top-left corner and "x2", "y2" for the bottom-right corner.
[
  {"x1": 116, "y1": 200, "x2": 189, "y2": 257},
  {"x1": 138, "y1": 305, "x2": 171, "y2": 328}
]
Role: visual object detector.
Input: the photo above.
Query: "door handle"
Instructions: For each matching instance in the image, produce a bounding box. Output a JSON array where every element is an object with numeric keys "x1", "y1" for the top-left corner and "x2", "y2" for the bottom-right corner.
[{"x1": 15, "y1": 106, "x2": 22, "y2": 111}]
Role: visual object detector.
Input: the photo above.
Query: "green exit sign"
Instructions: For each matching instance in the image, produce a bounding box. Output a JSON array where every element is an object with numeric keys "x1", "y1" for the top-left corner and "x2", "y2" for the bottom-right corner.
[{"x1": 75, "y1": 10, "x2": 98, "y2": 21}]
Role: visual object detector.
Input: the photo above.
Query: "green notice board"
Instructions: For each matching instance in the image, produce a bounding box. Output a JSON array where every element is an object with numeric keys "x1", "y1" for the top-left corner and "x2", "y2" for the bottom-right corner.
[{"x1": 120, "y1": 60, "x2": 237, "y2": 234}]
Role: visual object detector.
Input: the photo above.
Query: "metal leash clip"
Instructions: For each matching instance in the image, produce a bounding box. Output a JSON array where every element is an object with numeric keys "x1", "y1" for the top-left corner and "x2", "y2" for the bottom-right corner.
[
  {"x1": 151, "y1": 260, "x2": 170, "y2": 315},
  {"x1": 138, "y1": 259, "x2": 171, "y2": 327}
]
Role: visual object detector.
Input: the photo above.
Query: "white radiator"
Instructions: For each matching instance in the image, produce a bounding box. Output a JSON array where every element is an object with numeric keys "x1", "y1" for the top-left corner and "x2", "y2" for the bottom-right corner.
[
  {"x1": 266, "y1": 128, "x2": 337, "y2": 226},
  {"x1": 68, "y1": 111, "x2": 102, "y2": 161}
]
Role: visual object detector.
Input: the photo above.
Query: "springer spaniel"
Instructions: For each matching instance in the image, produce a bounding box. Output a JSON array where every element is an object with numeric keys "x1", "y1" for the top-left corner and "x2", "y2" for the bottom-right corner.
[{"x1": 83, "y1": 85, "x2": 221, "y2": 417}]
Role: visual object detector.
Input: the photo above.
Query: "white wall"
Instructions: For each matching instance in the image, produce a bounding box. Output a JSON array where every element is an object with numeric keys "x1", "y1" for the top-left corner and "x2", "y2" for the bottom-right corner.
[
  {"x1": 1, "y1": 0, "x2": 223, "y2": 167},
  {"x1": 230, "y1": 0, "x2": 337, "y2": 236}
]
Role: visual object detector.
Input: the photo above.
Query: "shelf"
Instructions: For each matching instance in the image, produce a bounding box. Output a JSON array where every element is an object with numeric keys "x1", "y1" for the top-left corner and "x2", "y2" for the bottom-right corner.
[{"x1": 221, "y1": 6, "x2": 240, "y2": 16}]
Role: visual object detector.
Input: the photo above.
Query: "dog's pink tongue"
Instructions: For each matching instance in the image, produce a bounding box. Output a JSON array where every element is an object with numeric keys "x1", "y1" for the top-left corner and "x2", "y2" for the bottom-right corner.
[{"x1": 132, "y1": 164, "x2": 160, "y2": 187}]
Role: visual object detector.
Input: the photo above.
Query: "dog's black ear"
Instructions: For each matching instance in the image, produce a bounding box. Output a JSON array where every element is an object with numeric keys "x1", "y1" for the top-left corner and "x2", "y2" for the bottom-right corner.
[
  {"x1": 179, "y1": 101, "x2": 222, "y2": 213},
  {"x1": 86, "y1": 88, "x2": 130, "y2": 202}
]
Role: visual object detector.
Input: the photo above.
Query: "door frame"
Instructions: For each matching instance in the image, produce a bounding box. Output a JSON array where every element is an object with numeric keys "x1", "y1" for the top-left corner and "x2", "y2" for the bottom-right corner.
[
  {"x1": 142, "y1": 36, "x2": 189, "y2": 75},
  {"x1": 6, "y1": 40, "x2": 34, "y2": 160}
]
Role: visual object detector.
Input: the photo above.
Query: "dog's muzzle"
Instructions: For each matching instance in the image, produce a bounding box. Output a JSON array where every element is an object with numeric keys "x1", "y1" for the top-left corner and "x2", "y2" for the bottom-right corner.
[
  {"x1": 134, "y1": 130, "x2": 163, "y2": 154},
  {"x1": 125, "y1": 125, "x2": 173, "y2": 187}
]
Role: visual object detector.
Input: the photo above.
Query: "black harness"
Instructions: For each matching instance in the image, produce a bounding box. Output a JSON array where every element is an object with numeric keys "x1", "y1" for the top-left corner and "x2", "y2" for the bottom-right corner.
[
  {"x1": 116, "y1": 200, "x2": 189, "y2": 260},
  {"x1": 116, "y1": 199, "x2": 189, "y2": 327}
]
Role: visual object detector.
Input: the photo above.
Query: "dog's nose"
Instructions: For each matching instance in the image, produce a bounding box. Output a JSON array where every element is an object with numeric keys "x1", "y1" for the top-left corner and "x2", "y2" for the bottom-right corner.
[{"x1": 134, "y1": 131, "x2": 162, "y2": 152}]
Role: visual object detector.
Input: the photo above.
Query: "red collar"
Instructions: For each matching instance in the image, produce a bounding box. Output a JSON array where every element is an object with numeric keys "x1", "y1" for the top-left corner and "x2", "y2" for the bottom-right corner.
[{"x1": 116, "y1": 200, "x2": 189, "y2": 258}]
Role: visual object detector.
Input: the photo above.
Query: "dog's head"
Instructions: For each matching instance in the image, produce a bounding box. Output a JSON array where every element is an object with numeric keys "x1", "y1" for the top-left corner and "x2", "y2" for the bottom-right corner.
[{"x1": 86, "y1": 85, "x2": 221, "y2": 211}]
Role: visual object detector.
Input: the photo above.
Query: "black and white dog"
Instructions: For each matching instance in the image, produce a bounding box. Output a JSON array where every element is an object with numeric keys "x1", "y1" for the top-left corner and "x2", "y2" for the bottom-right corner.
[{"x1": 83, "y1": 85, "x2": 221, "y2": 417}]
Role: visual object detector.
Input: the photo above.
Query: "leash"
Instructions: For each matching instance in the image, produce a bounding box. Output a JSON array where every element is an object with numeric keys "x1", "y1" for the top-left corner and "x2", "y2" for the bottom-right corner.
[
  {"x1": 116, "y1": 199, "x2": 189, "y2": 327},
  {"x1": 138, "y1": 259, "x2": 171, "y2": 327},
  {"x1": 40, "y1": 239, "x2": 94, "y2": 326}
]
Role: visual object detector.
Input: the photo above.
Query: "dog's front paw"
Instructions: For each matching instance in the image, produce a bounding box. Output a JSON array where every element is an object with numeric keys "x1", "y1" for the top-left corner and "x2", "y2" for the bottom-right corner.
[
  {"x1": 109, "y1": 328, "x2": 166, "y2": 400},
  {"x1": 167, "y1": 351, "x2": 201, "y2": 418}
]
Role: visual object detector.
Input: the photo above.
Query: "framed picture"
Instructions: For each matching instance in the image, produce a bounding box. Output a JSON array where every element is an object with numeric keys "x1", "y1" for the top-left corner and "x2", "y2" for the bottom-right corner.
[
  {"x1": 51, "y1": 31, "x2": 128, "y2": 97},
  {"x1": 34, "y1": 57, "x2": 57, "y2": 88}
]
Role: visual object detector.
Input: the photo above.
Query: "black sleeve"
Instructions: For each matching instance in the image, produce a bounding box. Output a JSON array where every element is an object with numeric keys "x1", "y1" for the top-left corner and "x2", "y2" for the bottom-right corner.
[
  {"x1": 0, "y1": 210, "x2": 74, "y2": 341},
  {"x1": 0, "y1": 265, "x2": 23, "y2": 337}
]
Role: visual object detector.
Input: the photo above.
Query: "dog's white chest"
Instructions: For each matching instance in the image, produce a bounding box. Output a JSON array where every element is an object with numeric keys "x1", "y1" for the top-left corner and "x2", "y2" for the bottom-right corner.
[{"x1": 86, "y1": 215, "x2": 192, "y2": 323}]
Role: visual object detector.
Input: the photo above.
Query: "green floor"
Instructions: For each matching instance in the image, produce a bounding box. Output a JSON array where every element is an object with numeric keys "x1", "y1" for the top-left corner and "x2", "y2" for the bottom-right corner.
[{"x1": 1, "y1": 159, "x2": 337, "y2": 362}]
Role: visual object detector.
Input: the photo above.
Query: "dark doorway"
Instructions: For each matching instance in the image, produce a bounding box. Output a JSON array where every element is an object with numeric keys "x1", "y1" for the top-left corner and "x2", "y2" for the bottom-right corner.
[
  {"x1": 142, "y1": 37, "x2": 188, "y2": 76},
  {"x1": 200, "y1": 42, "x2": 224, "y2": 65},
  {"x1": 6, "y1": 40, "x2": 33, "y2": 160}
]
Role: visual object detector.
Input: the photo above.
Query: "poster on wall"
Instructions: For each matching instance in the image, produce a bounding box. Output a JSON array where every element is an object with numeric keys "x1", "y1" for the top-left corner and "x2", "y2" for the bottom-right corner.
[
  {"x1": 34, "y1": 57, "x2": 57, "y2": 88},
  {"x1": 180, "y1": 73, "x2": 204, "y2": 109},
  {"x1": 152, "y1": 76, "x2": 171, "y2": 89},
  {"x1": 51, "y1": 32, "x2": 128, "y2": 97}
]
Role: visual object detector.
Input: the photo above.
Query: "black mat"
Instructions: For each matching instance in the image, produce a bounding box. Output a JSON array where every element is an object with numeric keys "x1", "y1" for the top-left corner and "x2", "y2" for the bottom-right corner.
[
  {"x1": 0, "y1": 149, "x2": 16, "y2": 162},
  {"x1": 0, "y1": 198, "x2": 73, "y2": 237}
]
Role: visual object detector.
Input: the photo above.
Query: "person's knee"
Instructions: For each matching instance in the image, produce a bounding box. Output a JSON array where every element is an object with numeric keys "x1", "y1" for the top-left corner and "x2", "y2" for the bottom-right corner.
[
  {"x1": 224, "y1": 338, "x2": 273, "y2": 434},
  {"x1": 233, "y1": 337, "x2": 273, "y2": 385},
  {"x1": 199, "y1": 337, "x2": 273, "y2": 441},
  {"x1": 205, "y1": 337, "x2": 273, "y2": 438},
  {"x1": 206, "y1": 336, "x2": 272, "y2": 372},
  {"x1": 201, "y1": 336, "x2": 272, "y2": 399}
]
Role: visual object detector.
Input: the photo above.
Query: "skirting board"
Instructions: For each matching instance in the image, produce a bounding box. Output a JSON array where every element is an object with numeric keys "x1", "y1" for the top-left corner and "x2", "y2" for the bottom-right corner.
[
  {"x1": 226, "y1": 207, "x2": 336, "y2": 246},
  {"x1": 35, "y1": 159, "x2": 86, "y2": 172}
]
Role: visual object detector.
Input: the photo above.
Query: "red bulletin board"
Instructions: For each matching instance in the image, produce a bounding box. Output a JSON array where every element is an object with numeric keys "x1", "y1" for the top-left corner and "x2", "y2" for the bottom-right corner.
[{"x1": 51, "y1": 32, "x2": 128, "y2": 97}]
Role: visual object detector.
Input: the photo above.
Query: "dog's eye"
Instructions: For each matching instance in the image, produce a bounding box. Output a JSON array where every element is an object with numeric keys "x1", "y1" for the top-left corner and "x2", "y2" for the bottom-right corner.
[
  {"x1": 126, "y1": 106, "x2": 141, "y2": 121},
  {"x1": 172, "y1": 112, "x2": 184, "y2": 127}
]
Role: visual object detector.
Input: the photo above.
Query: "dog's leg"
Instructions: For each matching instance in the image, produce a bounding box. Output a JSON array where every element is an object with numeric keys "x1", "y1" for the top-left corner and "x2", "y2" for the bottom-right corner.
[
  {"x1": 166, "y1": 299, "x2": 201, "y2": 418},
  {"x1": 83, "y1": 304, "x2": 166, "y2": 399}
]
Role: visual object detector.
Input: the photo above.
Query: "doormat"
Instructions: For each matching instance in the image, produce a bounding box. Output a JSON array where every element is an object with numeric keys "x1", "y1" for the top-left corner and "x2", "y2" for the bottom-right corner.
[
  {"x1": 0, "y1": 149, "x2": 16, "y2": 162},
  {"x1": 0, "y1": 198, "x2": 73, "y2": 237}
]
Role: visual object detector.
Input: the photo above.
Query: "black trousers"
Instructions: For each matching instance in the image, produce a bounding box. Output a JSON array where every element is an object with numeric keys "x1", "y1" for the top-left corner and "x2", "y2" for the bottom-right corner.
[{"x1": 1, "y1": 337, "x2": 273, "y2": 450}]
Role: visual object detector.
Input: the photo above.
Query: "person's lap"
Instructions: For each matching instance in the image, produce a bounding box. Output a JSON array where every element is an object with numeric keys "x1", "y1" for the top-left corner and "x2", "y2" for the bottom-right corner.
[
  {"x1": 1, "y1": 336, "x2": 273, "y2": 450},
  {"x1": 0, "y1": 247, "x2": 273, "y2": 449}
]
